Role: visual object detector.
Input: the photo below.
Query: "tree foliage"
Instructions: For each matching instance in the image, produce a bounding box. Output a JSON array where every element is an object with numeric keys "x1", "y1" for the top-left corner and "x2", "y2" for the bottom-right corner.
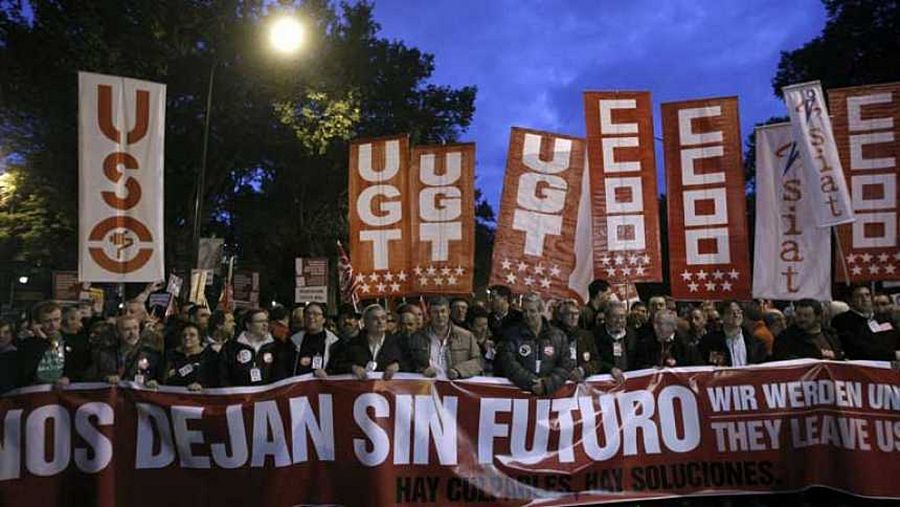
[{"x1": 0, "y1": 0, "x2": 490, "y2": 303}]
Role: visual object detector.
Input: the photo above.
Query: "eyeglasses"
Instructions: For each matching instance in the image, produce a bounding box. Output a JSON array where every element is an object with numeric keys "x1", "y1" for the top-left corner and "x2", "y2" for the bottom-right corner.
[{"x1": 250, "y1": 319, "x2": 269, "y2": 324}]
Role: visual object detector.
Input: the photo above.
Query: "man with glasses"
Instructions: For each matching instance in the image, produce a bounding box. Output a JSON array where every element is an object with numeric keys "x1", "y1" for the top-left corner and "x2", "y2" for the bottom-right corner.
[
  {"x1": 699, "y1": 301, "x2": 766, "y2": 366},
  {"x1": 280, "y1": 302, "x2": 343, "y2": 378},
  {"x1": 219, "y1": 308, "x2": 280, "y2": 386}
]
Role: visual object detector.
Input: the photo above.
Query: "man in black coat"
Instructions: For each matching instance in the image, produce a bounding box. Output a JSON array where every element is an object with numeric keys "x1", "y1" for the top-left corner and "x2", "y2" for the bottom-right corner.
[
  {"x1": 488, "y1": 285, "x2": 522, "y2": 339},
  {"x1": 218, "y1": 308, "x2": 281, "y2": 386},
  {"x1": 87, "y1": 315, "x2": 163, "y2": 388},
  {"x1": 699, "y1": 301, "x2": 767, "y2": 366},
  {"x1": 346, "y1": 304, "x2": 409, "y2": 380},
  {"x1": 634, "y1": 309, "x2": 702, "y2": 369},
  {"x1": 594, "y1": 301, "x2": 640, "y2": 382},
  {"x1": 772, "y1": 299, "x2": 844, "y2": 361},
  {"x1": 831, "y1": 286, "x2": 898, "y2": 361},
  {"x1": 17, "y1": 301, "x2": 90, "y2": 388}
]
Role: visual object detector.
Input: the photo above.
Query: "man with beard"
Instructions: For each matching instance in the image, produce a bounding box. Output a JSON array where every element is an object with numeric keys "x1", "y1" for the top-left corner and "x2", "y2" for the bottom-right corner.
[
  {"x1": 699, "y1": 301, "x2": 767, "y2": 366},
  {"x1": 497, "y1": 293, "x2": 573, "y2": 395},
  {"x1": 336, "y1": 304, "x2": 361, "y2": 342},
  {"x1": 206, "y1": 310, "x2": 235, "y2": 352},
  {"x1": 773, "y1": 299, "x2": 844, "y2": 361},
  {"x1": 88, "y1": 315, "x2": 163, "y2": 388},
  {"x1": 347, "y1": 304, "x2": 408, "y2": 380},
  {"x1": 595, "y1": 301, "x2": 639, "y2": 383},
  {"x1": 281, "y1": 302, "x2": 344, "y2": 378},
  {"x1": 831, "y1": 286, "x2": 898, "y2": 361},
  {"x1": 408, "y1": 297, "x2": 482, "y2": 379}
]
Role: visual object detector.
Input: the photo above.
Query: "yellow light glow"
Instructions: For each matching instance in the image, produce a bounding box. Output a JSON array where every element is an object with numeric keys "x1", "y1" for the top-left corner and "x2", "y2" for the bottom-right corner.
[{"x1": 269, "y1": 17, "x2": 304, "y2": 54}]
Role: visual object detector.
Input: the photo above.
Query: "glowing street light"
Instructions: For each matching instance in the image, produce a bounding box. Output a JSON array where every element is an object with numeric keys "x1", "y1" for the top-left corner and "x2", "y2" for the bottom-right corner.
[
  {"x1": 17, "y1": 276, "x2": 28, "y2": 284},
  {"x1": 269, "y1": 16, "x2": 304, "y2": 54}
]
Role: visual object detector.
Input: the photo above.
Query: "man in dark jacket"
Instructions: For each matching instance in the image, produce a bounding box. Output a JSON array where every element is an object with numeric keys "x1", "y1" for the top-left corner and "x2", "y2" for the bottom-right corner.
[
  {"x1": 553, "y1": 299, "x2": 601, "y2": 380},
  {"x1": 699, "y1": 301, "x2": 767, "y2": 366},
  {"x1": 280, "y1": 302, "x2": 345, "y2": 378},
  {"x1": 347, "y1": 304, "x2": 408, "y2": 380},
  {"x1": 60, "y1": 306, "x2": 92, "y2": 381},
  {"x1": 595, "y1": 301, "x2": 640, "y2": 382},
  {"x1": 0, "y1": 319, "x2": 18, "y2": 393},
  {"x1": 831, "y1": 286, "x2": 898, "y2": 361},
  {"x1": 578, "y1": 279, "x2": 612, "y2": 331},
  {"x1": 87, "y1": 315, "x2": 163, "y2": 388},
  {"x1": 773, "y1": 299, "x2": 844, "y2": 361},
  {"x1": 218, "y1": 308, "x2": 281, "y2": 386},
  {"x1": 635, "y1": 309, "x2": 702, "y2": 369},
  {"x1": 497, "y1": 293, "x2": 574, "y2": 395},
  {"x1": 488, "y1": 285, "x2": 522, "y2": 338},
  {"x1": 17, "y1": 301, "x2": 87, "y2": 388}
]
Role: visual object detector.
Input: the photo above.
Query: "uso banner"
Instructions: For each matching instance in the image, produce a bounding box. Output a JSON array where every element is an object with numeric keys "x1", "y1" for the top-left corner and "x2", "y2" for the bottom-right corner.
[
  {"x1": 349, "y1": 135, "x2": 412, "y2": 297},
  {"x1": 829, "y1": 82, "x2": 900, "y2": 282},
  {"x1": 409, "y1": 144, "x2": 475, "y2": 294},
  {"x1": 490, "y1": 128, "x2": 592, "y2": 302},
  {"x1": 752, "y1": 123, "x2": 832, "y2": 300},
  {"x1": 584, "y1": 91, "x2": 663, "y2": 283},
  {"x1": 78, "y1": 71, "x2": 165, "y2": 282},
  {"x1": 1, "y1": 361, "x2": 899, "y2": 506},
  {"x1": 662, "y1": 97, "x2": 751, "y2": 300}
]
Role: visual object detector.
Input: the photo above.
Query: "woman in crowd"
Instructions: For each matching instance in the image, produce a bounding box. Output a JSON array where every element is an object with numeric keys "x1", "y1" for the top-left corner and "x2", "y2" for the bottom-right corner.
[{"x1": 164, "y1": 322, "x2": 218, "y2": 391}]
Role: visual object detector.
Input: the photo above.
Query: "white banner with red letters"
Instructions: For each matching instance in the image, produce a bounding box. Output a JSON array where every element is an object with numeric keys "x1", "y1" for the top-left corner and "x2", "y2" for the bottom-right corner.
[
  {"x1": 752, "y1": 123, "x2": 832, "y2": 300},
  {"x1": 490, "y1": 127, "x2": 592, "y2": 302},
  {"x1": 783, "y1": 80, "x2": 855, "y2": 227},
  {"x1": 584, "y1": 91, "x2": 663, "y2": 283},
  {"x1": 662, "y1": 97, "x2": 751, "y2": 300},
  {"x1": 828, "y1": 82, "x2": 900, "y2": 282},
  {"x1": 78, "y1": 71, "x2": 165, "y2": 282},
  {"x1": 409, "y1": 144, "x2": 475, "y2": 294}
]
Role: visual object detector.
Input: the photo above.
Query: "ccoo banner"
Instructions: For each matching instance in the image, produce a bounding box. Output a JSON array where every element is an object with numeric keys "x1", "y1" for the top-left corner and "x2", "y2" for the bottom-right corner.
[
  {"x1": 583, "y1": 91, "x2": 663, "y2": 283},
  {"x1": 662, "y1": 97, "x2": 751, "y2": 300},
  {"x1": 490, "y1": 127, "x2": 593, "y2": 302},
  {"x1": 78, "y1": 71, "x2": 165, "y2": 282},
  {"x1": 752, "y1": 123, "x2": 832, "y2": 300},
  {"x1": 1, "y1": 361, "x2": 898, "y2": 506},
  {"x1": 828, "y1": 82, "x2": 900, "y2": 282},
  {"x1": 409, "y1": 144, "x2": 476, "y2": 294}
]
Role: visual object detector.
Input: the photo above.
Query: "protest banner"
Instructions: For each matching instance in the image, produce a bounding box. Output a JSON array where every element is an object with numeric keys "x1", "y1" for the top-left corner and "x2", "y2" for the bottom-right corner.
[
  {"x1": 78, "y1": 71, "x2": 165, "y2": 282},
  {"x1": 295, "y1": 257, "x2": 328, "y2": 304},
  {"x1": 1, "y1": 360, "x2": 897, "y2": 506}
]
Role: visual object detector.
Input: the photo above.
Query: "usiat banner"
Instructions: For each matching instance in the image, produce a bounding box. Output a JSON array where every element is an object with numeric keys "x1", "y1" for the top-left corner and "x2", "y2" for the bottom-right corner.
[
  {"x1": 783, "y1": 80, "x2": 855, "y2": 227},
  {"x1": 662, "y1": 97, "x2": 751, "y2": 300},
  {"x1": 78, "y1": 71, "x2": 166, "y2": 282},
  {"x1": 409, "y1": 144, "x2": 475, "y2": 294},
  {"x1": 1, "y1": 360, "x2": 898, "y2": 506},
  {"x1": 828, "y1": 82, "x2": 900, "y2": 282},
  {"x1": 752, "y1": 123, "x2": 832, "y2": 300},
  {"x1": 584, "y1": 91, "x2": 663, "y2": 283},
  {"x1": 349, "y1": 135, "x2": 412, "y2": 297},
  {"x1": 489, "y1": 127, "x2": 592, "y2": 302}
]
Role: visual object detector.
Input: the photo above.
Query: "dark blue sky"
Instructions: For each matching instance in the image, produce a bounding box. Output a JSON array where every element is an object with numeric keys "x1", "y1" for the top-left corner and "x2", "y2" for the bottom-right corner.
[{"x1": 368, "y1": 0, "x2": 828, "y2": 211}]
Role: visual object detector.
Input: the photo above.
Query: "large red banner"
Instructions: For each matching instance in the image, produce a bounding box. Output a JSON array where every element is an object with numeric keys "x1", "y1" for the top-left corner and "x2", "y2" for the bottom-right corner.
[
  {"x1": 349, "y1": 135, "x2": 413, "y2": 297},
  {"x1": 662, "y1": 97, "x2": 751, "y2": 300},
  {"x1": 829, "y1": 82, "x2": 900, "y2": 282},
  {"x1": 409, "y1": 144, "x2": 476, "y2": 294},
  {"x1": 490, "y1": 127, "x2": 592, "y2": 302},
  {"x1": 2, "y1": 361, "x2": 898, "y2": 506},
  {"x1": 584, "y1": 91, "x2": 663, "y2": 283}
]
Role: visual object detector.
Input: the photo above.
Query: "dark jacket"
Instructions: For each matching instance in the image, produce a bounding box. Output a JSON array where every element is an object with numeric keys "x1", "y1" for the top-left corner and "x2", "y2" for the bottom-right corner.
[
  {"x1": 17, "y1": 334, "x2": 94, "y2": 385},
  {"x1": 772, "y1": 325, "x2": 844, "y2": 361},
  {"x1": 699, "y1": 329, "x2": 768, "y2": 366},
  {"x1": 218, "y1": 332, "x2": 281, "y2": 386},
  {"x1": 489, "y1": 308, "x2": 523, "y2": 340},
  {"x1": 557, "y1": 323, "x2": 602, "y2": 376},
  {"x1": 345, "y1": 332, "x2": 410, "y2": 372},
  {"x1": 595, "y1": 326, "x2": 640, "y2": 372},
  {"x1": 164, "y1": 347, "x2": 219, "y2": 387},
  {"x1": 0, "y1": 346, "x2": 18, "y2": 393},
  {"x1": 634, "y1": 331, "x2": 703, "y2": 369},
  {"x1": 86, "y1": 342, "x2": 163, "y2": 383},
  {"x1": 831, "y1": 310, "x2": 898, "y2": 361},
  {"x1": 279, "y1": 329, "x2": 344, "y2": 377},
  {"x1": 497, "y1": 321, "x2": 574, "y2": 395}
]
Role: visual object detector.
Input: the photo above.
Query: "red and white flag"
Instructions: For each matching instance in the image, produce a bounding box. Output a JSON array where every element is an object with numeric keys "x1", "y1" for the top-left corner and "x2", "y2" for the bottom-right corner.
[
  {"x1": 783, "y1": 81, "x2": 855, "y2": 227},
  {"x1": 584, "y1": 91, "x2": 663, "y2": 283},
  {"x1": 828, "y1": 82, "x2": 900, "y2": 282},
  {"x1": 489, "y1": 127, "x2": 593, "y2": 302},
  {"x1": 336, "y1": 240, "x2": 360, "y2": 309},
  {"x1": 662, "y1": 96, "x2": 751, "y2": 300},
  {"x1": 348, "y1": 135, "x2": 412, "y2": 297},
  {"x1": 78, "y1": 71, "x2": 165, "y2": 282},
  {"x1": 752, "y1": 123, "x2": 832, "y2": 300}
]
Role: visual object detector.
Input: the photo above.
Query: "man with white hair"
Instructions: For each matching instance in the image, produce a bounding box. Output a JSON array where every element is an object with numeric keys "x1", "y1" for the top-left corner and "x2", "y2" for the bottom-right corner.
[
  {"x1": 346, "y1": 304, "x2": 408, "y2": 380},
  {"x1": 635, "y1": 309, "x2": 702, "y2": 368},
  {"x1": 497, "y1": 293, "x2": 573, "y2": 395}
]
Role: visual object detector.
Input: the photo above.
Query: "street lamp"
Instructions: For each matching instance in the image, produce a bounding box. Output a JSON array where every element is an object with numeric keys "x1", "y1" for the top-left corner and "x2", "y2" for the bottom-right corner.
[{"x1": 191, "y1": 15, "x2": 305, "y2": 268}]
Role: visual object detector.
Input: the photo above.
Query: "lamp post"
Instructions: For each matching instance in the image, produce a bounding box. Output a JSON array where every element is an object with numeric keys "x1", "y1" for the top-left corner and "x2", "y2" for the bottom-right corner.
[{"x1": 190, "y1": 15, "x2": 305, "y2": 267}]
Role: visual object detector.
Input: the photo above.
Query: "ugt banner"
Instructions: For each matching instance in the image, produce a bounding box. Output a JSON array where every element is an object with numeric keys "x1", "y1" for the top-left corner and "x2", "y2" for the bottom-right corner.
[
  {"x1": 2, "y1": 360, "x2": 898, "y2": 506},
  {"x1": 78, "y1": 71, "x2": 166, "y2": 282}
]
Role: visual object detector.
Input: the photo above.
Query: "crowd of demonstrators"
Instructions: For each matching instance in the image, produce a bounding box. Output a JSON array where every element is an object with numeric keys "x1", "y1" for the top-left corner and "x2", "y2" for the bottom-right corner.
[{"x1": 1, "y1": 278, "x2": 898, "y2": 396}]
